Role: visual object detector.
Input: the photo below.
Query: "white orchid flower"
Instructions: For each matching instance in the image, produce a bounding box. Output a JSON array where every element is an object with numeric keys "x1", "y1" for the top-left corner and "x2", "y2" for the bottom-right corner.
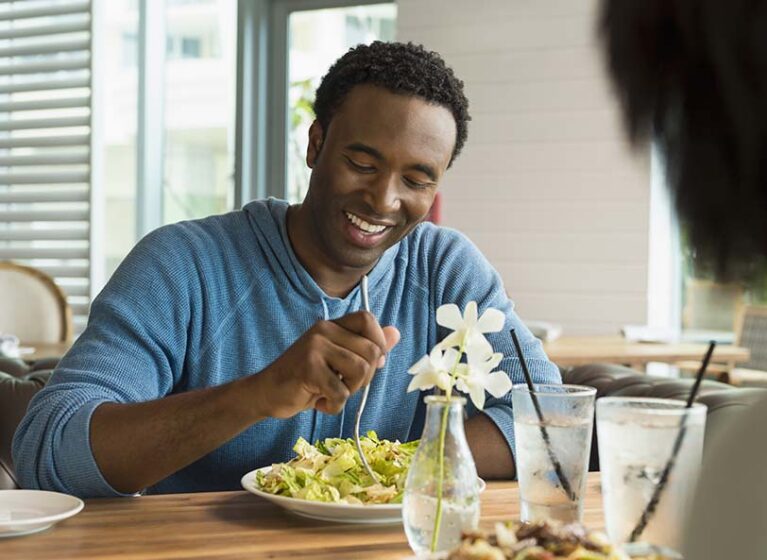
[
  {"x1": 454, "y1": 349, "x2": 512, "y2": 410},
  {"x1": 407, "y1": 346, "x2": 459, "y2": 393},
  {"x1": 436, "y1": 301, "x2": 505, "y2": 357}
]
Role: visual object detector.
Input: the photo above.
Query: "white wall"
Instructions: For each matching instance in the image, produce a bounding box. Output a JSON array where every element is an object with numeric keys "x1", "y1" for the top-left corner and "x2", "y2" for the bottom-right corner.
[{"x1": 397, "y1": 0, "x2": 651, "y2": 335}]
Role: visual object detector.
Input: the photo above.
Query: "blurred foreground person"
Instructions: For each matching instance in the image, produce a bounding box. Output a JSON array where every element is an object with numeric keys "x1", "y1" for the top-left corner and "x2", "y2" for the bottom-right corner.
[{"x1": 600, "y1": 0, "x2": 767, "y2": 557}]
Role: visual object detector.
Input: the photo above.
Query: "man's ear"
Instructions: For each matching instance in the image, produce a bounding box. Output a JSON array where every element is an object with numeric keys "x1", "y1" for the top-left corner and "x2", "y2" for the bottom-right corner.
[{"x1": 306, "y1": 120, "x2": 324, "y2": 168}]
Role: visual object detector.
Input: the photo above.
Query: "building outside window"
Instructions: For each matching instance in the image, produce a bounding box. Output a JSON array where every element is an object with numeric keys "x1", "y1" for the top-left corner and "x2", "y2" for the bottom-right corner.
[
  {"x1": 99, "y1": 1, "x2": 396, "y2": 297},
  {"x1": 100, "y1": 0, "x2": 236, "y2": 279},
  {"x1": 285, "y1": 3, "x2": 396, "y2": 203}
]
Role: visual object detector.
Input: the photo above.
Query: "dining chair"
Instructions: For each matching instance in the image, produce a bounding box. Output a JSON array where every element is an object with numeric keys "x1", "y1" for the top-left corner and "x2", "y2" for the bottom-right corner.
[
  {"x1": 677, "y1": 304, "x2": 767, "y2": 386},
  {"x1": 0, "y1": 261, "x2": 73, "y2": 344},
  {"x1": 723, "y1": 305, "x2": 767, "y2": 386}
]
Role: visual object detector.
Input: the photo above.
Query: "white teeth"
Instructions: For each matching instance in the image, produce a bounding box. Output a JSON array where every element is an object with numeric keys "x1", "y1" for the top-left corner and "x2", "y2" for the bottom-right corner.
[{"x1": 345, "y1": 212, "x2": 387, "y2": 234}]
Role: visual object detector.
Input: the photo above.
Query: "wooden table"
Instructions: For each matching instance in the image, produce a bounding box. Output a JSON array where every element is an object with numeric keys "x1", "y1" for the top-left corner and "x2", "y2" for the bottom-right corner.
[
  {"x1": 3, "y1": 475, "x2": 604, "y2": 559},
  {"x1": 544, "y1": 335, "x2": 750, "y2": 371}
]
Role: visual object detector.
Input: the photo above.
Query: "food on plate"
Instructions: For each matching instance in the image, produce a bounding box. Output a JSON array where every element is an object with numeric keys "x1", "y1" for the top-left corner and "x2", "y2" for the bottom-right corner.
[
  {"x1": 255, "y1": 431, "x2": 418, "y2": 505},
  {"x1": 447, "y1": 521, "x2": 669, "y2": 560}
]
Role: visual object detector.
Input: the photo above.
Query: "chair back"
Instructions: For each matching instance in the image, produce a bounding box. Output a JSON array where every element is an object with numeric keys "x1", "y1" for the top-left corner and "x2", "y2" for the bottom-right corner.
[
  {"x1": 0, "y1": 261, "x2": 72, "y2": 343},
  {"x1": 562, "y1": 363, "x2": 766, "y2": 470},
  {"x1": 735, "y1": 305, "x2": 767, "y2": 371}
]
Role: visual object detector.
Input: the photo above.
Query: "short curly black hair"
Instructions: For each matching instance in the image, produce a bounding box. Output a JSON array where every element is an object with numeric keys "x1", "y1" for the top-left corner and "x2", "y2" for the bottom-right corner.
[{"x1": 313, "y1": 41, "x2": 470, "y2": 166}]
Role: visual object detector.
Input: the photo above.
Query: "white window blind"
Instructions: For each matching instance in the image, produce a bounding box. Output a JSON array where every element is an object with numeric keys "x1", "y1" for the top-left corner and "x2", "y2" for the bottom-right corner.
[{"x1": 0, "y1": 0, "x2": 92, "y2": 333}]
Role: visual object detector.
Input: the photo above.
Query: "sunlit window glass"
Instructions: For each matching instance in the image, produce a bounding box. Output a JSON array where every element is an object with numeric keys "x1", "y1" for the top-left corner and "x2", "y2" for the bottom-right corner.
[
  {"x1": 163, "y1": 0, "x2": 236, "y2": 225},
  {"x1": 286, "y1": 3, "x2": 396, "y2": 203},
  {"x1": 103, "y1": 0, "x2": 139, "y2": 280}
]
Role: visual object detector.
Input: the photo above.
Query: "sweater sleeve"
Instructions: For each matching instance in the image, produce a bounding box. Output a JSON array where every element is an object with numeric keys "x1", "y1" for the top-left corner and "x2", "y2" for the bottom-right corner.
[
  {"x1": 430, "y1": 228, "x2": 562, "y2": 461},
  {"x1": 12, "y1": 225, "x2": 194, "y2": 498}
]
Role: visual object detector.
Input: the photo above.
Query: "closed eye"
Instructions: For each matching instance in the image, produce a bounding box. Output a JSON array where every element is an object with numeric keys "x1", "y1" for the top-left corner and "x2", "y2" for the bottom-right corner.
[
  {"x1": 345, "y1": 156, "x2": 376, "y2": 173},
  {"x1": 404, "y1": 176, "x2": 433, "y2": 189}
]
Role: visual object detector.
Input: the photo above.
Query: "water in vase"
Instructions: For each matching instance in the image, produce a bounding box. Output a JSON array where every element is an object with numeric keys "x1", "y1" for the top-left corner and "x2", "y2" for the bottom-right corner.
[{"x1": 402, "y1": 491, "x2": 479, "y2": 554}]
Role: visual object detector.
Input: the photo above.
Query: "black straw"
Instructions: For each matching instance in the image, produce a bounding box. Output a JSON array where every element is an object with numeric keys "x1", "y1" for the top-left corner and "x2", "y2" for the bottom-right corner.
[
  {"x1": 629, "y1": 340, "x2": 716, "y2": 543},
  {"x1": 510, "y1": 328, "x2": 576, "y2": 502}
]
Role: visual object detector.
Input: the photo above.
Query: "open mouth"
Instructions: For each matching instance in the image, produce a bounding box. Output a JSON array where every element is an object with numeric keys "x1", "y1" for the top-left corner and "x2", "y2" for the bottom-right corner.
[{"x1": 344, "y1": 211, "x2": 391, "y2": 235}]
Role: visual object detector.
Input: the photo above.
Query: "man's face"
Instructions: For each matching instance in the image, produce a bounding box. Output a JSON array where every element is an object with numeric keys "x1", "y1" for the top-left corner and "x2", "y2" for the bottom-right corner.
[{"x1": 303, "y1": 84, "x2": 457, "y2": 271}]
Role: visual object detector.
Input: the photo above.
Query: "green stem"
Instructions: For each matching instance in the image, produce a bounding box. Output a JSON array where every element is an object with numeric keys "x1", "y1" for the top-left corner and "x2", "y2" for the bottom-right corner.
[
  {"x1": 430, "y1": 343, "x2": 465, "y2": 553},
  {"x1": 430, "y1": 395, "x2": 451, "y2": 552}
]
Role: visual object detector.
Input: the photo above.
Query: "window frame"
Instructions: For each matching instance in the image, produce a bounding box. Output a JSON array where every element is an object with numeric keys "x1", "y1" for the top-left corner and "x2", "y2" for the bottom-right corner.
[
  {"x1": 648, "y1": 144, "x2": 683, "y2": 334},
  {"x1": 235, "y1": 0, "x2": 394, "y2": 207},
  {"x1": 136, "y1": 0, "x2": 166, "y2": 240}
]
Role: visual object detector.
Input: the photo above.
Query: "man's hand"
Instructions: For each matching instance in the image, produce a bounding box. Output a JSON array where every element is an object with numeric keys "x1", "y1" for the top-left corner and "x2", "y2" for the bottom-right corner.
[
  {"x1": 91, "y1": 311, "x2": 399, "y2": 493},
  {"x1": 256, "y1": 311, "x2": 400, "y2": 418}
]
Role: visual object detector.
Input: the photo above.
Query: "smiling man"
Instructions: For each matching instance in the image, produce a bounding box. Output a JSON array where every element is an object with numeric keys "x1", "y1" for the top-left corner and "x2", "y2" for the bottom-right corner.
[
  {"x1": 13, "y1": 42, "x2": 560, "y2": 497},
  {"x1": 290, "y1": 83, "x2": 456, "y2": 297}
]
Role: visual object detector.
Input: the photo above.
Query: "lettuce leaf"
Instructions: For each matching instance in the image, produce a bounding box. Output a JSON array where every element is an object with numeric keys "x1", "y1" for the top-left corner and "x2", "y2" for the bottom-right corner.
[{"x1": 255, "y1": 431, "x2": 418, "y2": 505}]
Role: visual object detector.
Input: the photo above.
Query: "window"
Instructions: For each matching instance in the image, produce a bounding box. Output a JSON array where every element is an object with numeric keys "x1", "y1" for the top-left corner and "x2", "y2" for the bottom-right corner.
[
  {"x1": 180, "y1": 36, "x2": 201, "y2": 58},
  {"x1": 99, "y1": 0, "x2": 236, "y2": 281},
  {"x1": 0, "y1": 0, "x2": 94, "y2": 333},
  {"x1": 101, "y1": 0, "x2": 138, "y2": 281},
  {"x1": 284, "y1": 2, "x2": 396, "y2": 203},
  {"x1": 652, "y1": 146, "x2": 762, "y2": 343},
  {"x1": 163, "y1": 0, "x2": 236, "y2": 224},
  {"x1": 679, "y1": 237, "x2": 750, "y2": 343},
  {"x1": 122, "y1": 32, "x2": 138, "y2": 67},
  {"x1": 167, "y1": 35, "x2": 205, "y2": 59},
  {"x1": 168, "y1": 0, "x2": 215, "y2": 5}
]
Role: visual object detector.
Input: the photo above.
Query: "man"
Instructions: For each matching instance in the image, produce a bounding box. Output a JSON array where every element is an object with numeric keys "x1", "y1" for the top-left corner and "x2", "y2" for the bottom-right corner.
[
  {"x1": 600, "y1": 1, "x2": 767, "y2": 556},
  {"x1": 13, "y1": 42, "x2": 559, "y2": 497}
]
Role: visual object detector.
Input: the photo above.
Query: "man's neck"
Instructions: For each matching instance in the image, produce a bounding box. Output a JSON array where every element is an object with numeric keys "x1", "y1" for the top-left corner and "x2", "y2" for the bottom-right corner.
[{"x1": 285, "y1": 204, "x2": 369, "y2": 298}]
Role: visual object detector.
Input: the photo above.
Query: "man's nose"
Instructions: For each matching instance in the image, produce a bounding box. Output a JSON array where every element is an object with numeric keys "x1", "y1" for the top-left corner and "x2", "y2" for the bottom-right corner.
[{"x1": 368, "y1": 173, "x2": 401, "y2": 215}]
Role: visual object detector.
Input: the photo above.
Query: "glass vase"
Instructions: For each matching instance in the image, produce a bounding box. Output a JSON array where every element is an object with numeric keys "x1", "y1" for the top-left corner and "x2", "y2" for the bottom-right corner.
[{"x1": 403, "y1": 395, "x2": 480, "y2": 555}]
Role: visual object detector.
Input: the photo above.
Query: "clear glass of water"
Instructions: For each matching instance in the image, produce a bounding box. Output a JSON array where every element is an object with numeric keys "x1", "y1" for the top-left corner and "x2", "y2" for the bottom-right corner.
[
  {"x1": 596, "y1": 397, "x2": 706, "y2": 556},
  {"x1": 512, "y1": 384, "x2": 596, "y2": 524}
]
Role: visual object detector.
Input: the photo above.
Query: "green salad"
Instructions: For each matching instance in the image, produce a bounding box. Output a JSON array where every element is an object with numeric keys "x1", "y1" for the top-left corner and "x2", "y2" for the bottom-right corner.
[{"x1": 255, "y1": 431, "x2": 419, "y2": 505}]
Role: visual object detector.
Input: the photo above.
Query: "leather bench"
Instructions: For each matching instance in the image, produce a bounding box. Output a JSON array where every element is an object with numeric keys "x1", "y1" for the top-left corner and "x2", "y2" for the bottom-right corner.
[
  {"x1": 2, "y1": 360, "x2": 764, "y2": 489},
  {"x1": 562, "y1": 363, "x2": 766, "y2": 469},
  {"x1": 0, "y1": 358, "x2": 54, "y2": 490}
]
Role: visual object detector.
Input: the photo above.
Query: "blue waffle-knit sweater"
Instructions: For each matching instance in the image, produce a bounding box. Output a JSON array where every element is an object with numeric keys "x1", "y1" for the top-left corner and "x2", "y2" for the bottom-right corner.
[{"x1": 12, "y1": 198, "x2": 561, "y2": 497}]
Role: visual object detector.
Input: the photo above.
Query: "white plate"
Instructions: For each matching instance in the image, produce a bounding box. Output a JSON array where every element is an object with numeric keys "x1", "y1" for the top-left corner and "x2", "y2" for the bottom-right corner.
[
  {"x1": 241, "y1": 467, "x2": 485, "y2": 525},
  {"x1": 0, "y1": 490, "x2": 84, "y2": 538}
]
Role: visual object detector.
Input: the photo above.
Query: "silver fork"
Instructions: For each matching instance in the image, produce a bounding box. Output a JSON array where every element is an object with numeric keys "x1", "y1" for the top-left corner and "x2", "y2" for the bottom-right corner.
[{"x1": 355, "y1": 274, "x2": 380, "y2": 484}]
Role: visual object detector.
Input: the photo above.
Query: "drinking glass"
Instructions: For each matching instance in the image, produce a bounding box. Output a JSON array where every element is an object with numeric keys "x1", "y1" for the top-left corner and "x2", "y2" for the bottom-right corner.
[
  {"x1": 597, "y1": 397, "x2": 706, "y2": 556},
  {"x1": 512, "y1": 384, "x2": 596, "y2": 523}
]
